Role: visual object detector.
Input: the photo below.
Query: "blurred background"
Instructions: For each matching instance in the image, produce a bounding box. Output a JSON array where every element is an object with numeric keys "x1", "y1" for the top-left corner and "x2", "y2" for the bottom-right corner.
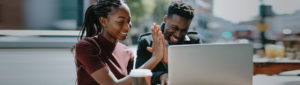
[{"x1": 0, "y1": 0, "x2": 300, "y2": 85}]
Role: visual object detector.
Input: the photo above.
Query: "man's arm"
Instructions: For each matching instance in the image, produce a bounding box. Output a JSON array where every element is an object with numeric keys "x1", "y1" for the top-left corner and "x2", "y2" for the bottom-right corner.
[{"x1": 135, "y1": 37, "x2": 152, "y2": 69}]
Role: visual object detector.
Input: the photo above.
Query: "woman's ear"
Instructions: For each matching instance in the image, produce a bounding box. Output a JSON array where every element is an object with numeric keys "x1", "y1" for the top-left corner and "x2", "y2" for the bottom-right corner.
[{"x1": 100, "y1": 17, "x2": 107, "y2": 28}]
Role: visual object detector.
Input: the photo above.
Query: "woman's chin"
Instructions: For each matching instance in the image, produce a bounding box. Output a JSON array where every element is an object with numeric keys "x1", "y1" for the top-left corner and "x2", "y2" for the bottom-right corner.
[{"x1": 118, "y1": 37, "x2": 126, "y2": 41}]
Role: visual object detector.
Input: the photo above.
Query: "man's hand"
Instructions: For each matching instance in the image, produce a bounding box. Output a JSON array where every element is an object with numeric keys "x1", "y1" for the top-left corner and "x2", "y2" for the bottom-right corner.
[
  {"x1": 162, "y1": 39, "x2": 168, "y2": 64},
  {"x1": 160, "y1": 73, "x2": 168, "y2": 85}
]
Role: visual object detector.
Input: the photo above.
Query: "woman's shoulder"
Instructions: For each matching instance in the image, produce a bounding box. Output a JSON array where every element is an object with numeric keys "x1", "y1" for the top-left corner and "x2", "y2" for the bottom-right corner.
[
  {"x1": 115, "y1": 42, "x2": 134, "y2": 58},
  {"x1": 116, "y1": 42, "x2": 132, "y2": 52},
  {"x1": 76, "y1": 38, "x2": 97, "y2": 49}
]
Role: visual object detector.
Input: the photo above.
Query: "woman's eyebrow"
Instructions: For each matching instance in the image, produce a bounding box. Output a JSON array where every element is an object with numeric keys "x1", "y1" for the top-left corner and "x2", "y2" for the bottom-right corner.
[{"x1": 118, "y1": 16, "x2": 131, "y2": 19}]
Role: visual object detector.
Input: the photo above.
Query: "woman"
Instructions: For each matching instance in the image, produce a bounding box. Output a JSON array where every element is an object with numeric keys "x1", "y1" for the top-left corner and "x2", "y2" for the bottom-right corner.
[{"x1": 74, "y1": 0, "x2": 166, "y2": 85}]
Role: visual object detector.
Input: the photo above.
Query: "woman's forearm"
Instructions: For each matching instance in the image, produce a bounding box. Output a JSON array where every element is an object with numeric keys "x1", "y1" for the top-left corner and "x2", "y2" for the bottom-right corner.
[
  {"x1": 139, "y1": 56, "x2": 161, "y2": 70},
  {"x1": 115, "y1": 76, "x2": 132, "y2": 85}
]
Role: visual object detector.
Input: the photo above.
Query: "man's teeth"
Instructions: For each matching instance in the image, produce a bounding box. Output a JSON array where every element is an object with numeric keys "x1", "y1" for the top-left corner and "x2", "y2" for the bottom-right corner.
[
  {"x1": 120, "y1": 32, "x2": 127, "y2": 35},
  {"x1": 171, "y1": 36, "x2": 178, "y2": 41}
]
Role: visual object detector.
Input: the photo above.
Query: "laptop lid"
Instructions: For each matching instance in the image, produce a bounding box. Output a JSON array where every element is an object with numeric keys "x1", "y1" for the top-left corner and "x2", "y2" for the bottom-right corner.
[{"x1": 168, "y1": 43, "x2": 253, "y2": 85}]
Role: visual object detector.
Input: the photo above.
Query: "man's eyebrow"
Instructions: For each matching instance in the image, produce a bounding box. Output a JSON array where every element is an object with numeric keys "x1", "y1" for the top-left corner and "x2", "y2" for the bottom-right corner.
[
  {"x1": 170, "y1": 24, "x2": 178, "y2": 28},
  {"x1": 118, "y1": 16, "x2": 126, "y2": 19}
]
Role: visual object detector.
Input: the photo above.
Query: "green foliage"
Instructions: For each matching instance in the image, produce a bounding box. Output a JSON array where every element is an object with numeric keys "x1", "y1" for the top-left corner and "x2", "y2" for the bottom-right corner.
[
  {"x1": 152, "y1": 0, "x2": 171, "y2": 23},
  {"x1": 126, "y1": 0, "x2": 146, "y2": 27},
  {"x1": 126, "y1": 0, "x2": 171, "y2": 27}
]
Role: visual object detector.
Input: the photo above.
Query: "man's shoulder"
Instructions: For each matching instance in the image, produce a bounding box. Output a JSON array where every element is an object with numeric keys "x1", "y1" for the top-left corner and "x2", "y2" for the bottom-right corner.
[
  {"x1": 138, "y1": 32, "x2": 152, "y2": 42},
  {"x1": 186, "y1": 32, "x2": 201, "y2": 42}
]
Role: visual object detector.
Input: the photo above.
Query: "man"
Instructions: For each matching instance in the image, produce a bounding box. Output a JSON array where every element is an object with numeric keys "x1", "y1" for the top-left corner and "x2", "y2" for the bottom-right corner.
[{"x1": 135, "y1": 1, "x2": 201, "y2": 85}]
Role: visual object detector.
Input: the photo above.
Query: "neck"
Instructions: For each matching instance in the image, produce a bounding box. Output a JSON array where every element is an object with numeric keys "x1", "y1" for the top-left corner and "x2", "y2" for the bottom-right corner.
[{"x1": 102, "y1": 32, "x2": 117, "y2": 44}]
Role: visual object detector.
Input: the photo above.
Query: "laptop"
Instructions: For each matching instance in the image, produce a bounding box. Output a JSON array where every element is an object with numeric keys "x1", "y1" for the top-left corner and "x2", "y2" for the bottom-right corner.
[{"x1": 168, "y1": 43, "x2": 253, "y2": 85}]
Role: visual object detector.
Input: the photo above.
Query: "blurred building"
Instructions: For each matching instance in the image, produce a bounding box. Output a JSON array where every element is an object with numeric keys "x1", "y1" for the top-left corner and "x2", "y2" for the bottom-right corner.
[
  {"x1": 265, "y1": 10, "x2": 300, "y2": 40},
  {"x1": 185, "y1": 0, "x2": 255, "y2": 43},
  {"x1": 0, "y1": 0, "x2": 78, "y2": 30},
  {"x1": 240, "y1": 10, "x2": 300, "y2": 41},
  {"x1": 184, "y1": 0, "x2": 213, "y2": 31},
  {"x1": 0, "y1": 0, "x2": 24, "y2": 29}
]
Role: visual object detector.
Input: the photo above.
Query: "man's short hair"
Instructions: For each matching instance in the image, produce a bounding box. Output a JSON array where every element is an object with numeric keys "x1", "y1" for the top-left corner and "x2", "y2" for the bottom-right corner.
[{"x1": 167, "y1": 0, "x2": 194, "y2": 20}]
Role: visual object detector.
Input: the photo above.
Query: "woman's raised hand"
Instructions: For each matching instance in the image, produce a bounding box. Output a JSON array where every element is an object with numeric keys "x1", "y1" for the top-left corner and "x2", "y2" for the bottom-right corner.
[{"x1": 151, "y1": 23, "x2": 165, "y2": 61}]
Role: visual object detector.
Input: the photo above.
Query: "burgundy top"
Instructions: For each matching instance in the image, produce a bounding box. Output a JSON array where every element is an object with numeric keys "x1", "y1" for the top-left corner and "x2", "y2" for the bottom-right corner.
[{"x1": 75, "y1": 34, "x2": 134, "y2": 85}]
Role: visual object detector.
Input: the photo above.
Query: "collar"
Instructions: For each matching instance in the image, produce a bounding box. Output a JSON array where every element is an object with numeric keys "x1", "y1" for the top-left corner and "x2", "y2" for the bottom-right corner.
[{"x1": 97, "y1": 34, "x2": 116, "y2": 53}]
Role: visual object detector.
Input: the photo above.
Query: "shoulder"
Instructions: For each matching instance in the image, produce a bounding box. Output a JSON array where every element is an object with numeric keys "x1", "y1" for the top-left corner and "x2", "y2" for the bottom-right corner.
[
  {"x1": 138, "y1": 32, "x2": 152, "y2": 44},
  {"x1": 76, "y1": 39, "x2": 91, "y2": 48},
  {"x1": 138, "y1": 33, "x2": 152, "y2": 41},
  {"x1": 116, "y1": 42, "x2": 134, "y2": 54},
  {"x1": 115, "y1": 42, "x2": 134, "y2": 58},
  {"x1": 116, "y1": 42, "x2": 129, "y2": 50},
  {"x1": 76, "y1": 38, "x2": 97, "y2": 51},
  {"x1": 186, "y1": 32, "x2": 201, "y2": 43}
]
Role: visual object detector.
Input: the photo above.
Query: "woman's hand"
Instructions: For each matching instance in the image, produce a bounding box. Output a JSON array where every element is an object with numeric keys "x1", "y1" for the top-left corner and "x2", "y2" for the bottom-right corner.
[
  {"x1": 151, "y1": 23, "x2": 165, "y2": 61},
  {"x1": 146, "y1": 24, "x2": 168, "y2": 64},
  {"x1": 139, "y1": 23, "x2": 166, "y2": 70}
]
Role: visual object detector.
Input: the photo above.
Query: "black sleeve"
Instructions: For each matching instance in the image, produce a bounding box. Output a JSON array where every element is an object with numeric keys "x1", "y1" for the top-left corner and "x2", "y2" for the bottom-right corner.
[
  {"x1": 188, "y1": 34, "x2": 202, "y2": 44},
  {"x1": 151, "y1": 71, "x2": 164, "y2": 85},
  {"x1": 135, "y1": 38, "x2": 151, "y2": 69}
]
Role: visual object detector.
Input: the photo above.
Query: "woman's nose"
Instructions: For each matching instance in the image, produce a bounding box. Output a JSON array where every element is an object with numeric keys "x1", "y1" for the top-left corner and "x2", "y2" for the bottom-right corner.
[{"x1": 124, "y1": 23, "x2": 131, "y2": 30}]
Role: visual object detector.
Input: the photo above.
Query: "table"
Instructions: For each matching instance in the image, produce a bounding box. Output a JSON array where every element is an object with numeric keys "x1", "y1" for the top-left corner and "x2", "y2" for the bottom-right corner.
[
  {"x1": 253, "y1": 75, "x2": 300, "y2": 85},
  {"x1": 253, "y1": 56, "x2": 300, "y2": 75}
]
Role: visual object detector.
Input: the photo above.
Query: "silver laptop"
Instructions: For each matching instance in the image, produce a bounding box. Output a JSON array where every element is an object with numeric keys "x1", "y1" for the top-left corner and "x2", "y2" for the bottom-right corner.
[{"x1": 168, "y1": 43, "x2": 253, "y2": 85}]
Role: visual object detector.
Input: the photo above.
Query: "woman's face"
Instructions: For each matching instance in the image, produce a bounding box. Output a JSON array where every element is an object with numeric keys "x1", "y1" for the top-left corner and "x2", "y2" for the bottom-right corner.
[{"x1": 101, "y1": 4, "x2": 131, "y2": 42}]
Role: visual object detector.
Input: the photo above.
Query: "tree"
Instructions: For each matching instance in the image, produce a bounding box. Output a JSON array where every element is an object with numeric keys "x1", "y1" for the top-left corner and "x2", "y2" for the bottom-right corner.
[
  {"x1": 126, "y1": 0, "x2": 146, "y2": 27},
  {"x1": 152, "y1": 0, "x2": 171, "y2": 23}
]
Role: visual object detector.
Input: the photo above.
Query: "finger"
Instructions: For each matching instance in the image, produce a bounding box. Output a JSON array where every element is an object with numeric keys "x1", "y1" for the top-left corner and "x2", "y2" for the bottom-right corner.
[
  {"x1": 151, "y1": 25, "x2": 156, "y2": 41},
  {"x1": 155, "y1": 24, "x2": 160, "y2": 46},
  {"x1": 165, "y1": 80, "x2": 168, "y2": 85},
  {"x1": 161, "y1": 80, "x2": 165, "y2": 85},
  {"x1": 158, "y1": 31, "x2": 162, "y2": 43},
  {"x1": 146, "y1": 47, "x2": 153, "y2": 53},
  {"x1": 160, "y1": 31, "x2": 164, "y2": 44},
  {"x1": 155, "y1": 24, "x2": 159, "y2": 41},
  {"x1": 162, "y1": 34, "x2": 168, "y2": 63},
  {"x1": 153, "y1": 24, "x2": 158, "y2": 42},
  {"x1": 157, "y1": 24, "x2": 161, "y2": 32},
  {"x1": 151, "y1": 25, "x2": 155, "y2": 42}
]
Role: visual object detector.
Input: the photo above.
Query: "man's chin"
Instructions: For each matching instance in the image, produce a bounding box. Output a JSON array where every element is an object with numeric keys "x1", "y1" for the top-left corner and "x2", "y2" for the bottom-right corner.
[
  {"x1": 168, "y1": 40, "x2": 177, "y2": 45},
  {"x1": 168, "y1": 39, "x2": 184, "y2": 45}
]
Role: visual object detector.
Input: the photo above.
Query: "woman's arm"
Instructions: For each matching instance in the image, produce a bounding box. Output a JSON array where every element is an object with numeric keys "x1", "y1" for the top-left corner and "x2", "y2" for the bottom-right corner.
[
  {"x1": 91, "y1": 67, "x2": 132, "y2": 85},
  {"x1": 90, "y1": 24, "x2": 165, "y2": 85}
]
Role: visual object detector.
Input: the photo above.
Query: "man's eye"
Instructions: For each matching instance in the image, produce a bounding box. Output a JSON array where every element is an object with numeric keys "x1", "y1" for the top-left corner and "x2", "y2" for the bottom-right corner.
[{"x1": 118, "y1": 22, "x2": 124, "y2": 24}]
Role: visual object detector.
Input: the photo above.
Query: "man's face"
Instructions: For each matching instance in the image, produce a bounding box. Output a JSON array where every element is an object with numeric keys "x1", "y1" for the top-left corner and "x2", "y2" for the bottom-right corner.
[{"x1": 163, "y1": 15, "x2": 191, "y2": 45}]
